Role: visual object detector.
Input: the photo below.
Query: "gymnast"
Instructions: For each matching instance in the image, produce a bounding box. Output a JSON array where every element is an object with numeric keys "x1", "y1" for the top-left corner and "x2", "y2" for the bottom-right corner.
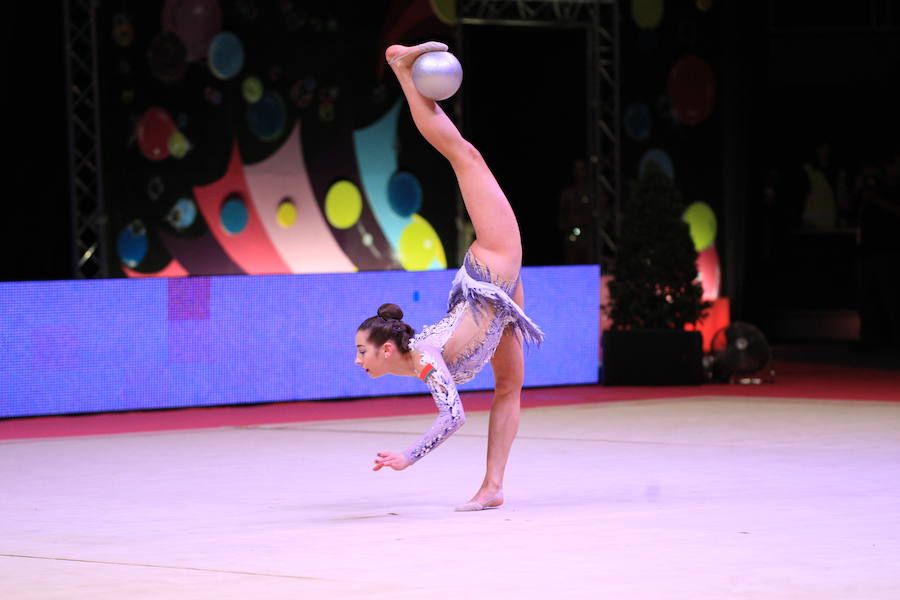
[{"x1": 354, "y1": 42, "x2": 543, "y2": 512}]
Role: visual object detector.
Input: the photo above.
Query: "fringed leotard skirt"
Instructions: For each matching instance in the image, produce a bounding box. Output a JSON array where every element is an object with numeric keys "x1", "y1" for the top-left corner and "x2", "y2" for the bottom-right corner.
[{"x1": 411, "y1": 250, "x2": 544, "y2": 384}]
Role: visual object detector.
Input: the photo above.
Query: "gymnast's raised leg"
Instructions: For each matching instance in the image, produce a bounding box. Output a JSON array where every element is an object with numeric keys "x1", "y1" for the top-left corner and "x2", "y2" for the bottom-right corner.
[{"x1": 385, "y1": 43, "x2": 522, "y2": 280}]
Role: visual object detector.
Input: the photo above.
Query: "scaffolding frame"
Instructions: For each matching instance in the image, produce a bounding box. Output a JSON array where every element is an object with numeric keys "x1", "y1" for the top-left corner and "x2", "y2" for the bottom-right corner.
[{"x1": 64, "y1": 0, "x2": 108, "y2": 278}]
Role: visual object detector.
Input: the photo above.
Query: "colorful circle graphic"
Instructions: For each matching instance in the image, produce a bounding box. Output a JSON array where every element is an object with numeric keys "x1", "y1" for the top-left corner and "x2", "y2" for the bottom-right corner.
[
  {"x1": 667, "y1": 55, "x2": 716, "y2": 126},
  {"x1": 430, "y1": 0, "x2": 457, "y2": 25},
  {"x1": 632, "y1": 0, "x2": 664, "y2": 29},
  {"x1": 168, "y1": 130, "x2": 190, "y2": 159},
  {"x1": 221, "y1": 194, "x2": 248, "y2": 235},
  {"x1": 682, "y1": 201, "x2": 717, "y2": 251},
  {"x1": 388, "y1": 172, "x2": 423, "y2": 217},
  {"x1": 639, "y1": 148, "x2": 675, "y2": 180},
  {"x1": 167, "y1": 197, "x2": 198, "y2": 231},
  {"x1": 247, "y1": 91, "x2": 286, "y2": 142},
  {"x1": 117, "y1": 220, "x2": 148, "y2": 268},
  {"x1": 399, "y1": 214, "x2": 445, "y2": 271},
  {"x1": 164, "y1": 0, "x2": 223, "y2": 61},
  {"x1": 242, "y1": 76, "x2": 263, "y2": 103},
  {"x1": 137, "y1": 108, "x2": 176, "y2": 161},
  {"x1": 208, "y1": 31, "x2": 245, "y2": 80},
  {"x1": 276, "y1": 198, "x2": 297, "y2": 228},
  {"x1": 696, "y1": 245, "x2": 721, "y2": 301},
  {"x1": 112, "y1": 13, "x2": 135, "y2": 47},
  {"x1": 324, "y1": 180, "x2": 362, "y2": 230}
]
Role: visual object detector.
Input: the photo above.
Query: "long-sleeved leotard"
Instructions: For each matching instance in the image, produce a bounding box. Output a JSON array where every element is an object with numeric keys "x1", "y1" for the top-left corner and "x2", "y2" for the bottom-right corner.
[
  {"x1": 401, "y1": 250, "x2": 544, "y2": 466},
  {"x1": 402, "y1": 343, "x2": 465, "y2": 464}
]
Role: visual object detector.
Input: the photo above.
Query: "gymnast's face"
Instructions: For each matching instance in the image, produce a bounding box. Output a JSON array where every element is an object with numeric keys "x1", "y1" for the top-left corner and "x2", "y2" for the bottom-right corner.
[{"x1": 355, "y1": 330, "x2": 388, "y2": 378}]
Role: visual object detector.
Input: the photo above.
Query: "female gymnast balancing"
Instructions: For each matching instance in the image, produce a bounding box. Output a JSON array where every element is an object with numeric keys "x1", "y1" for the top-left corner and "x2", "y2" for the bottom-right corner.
[{"x1": 354, "y1": 42, "x2": 544, "y2": 512}]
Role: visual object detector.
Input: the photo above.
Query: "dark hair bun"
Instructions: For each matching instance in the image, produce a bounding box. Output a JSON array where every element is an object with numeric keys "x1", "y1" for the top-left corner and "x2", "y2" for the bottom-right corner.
[
  {"x1": 377, "y1": 303, "x2": 404, "y2": 321},
  {"x1": 358, "y1": 303, "x2": 415, "y2": 353}
]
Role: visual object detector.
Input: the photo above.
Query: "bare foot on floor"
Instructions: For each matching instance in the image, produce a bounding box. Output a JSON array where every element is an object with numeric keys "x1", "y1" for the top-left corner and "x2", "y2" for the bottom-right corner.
[{"x1": 455, "y1": 487, "x2": 504, "y2": 512}]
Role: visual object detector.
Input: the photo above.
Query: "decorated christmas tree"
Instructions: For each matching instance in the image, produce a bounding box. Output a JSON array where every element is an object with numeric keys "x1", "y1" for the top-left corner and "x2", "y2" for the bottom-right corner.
[{"x1": 608, "y1": 163, "x2": 709, "y2": 330}]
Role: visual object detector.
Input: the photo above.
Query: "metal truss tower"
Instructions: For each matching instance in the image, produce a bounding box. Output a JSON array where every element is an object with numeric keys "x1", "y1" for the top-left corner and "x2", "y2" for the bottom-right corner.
[
  {"x1": 64, "y1": 0, "x2": 108, "y2": 278},
  {"x1": 458, "y1": 0, "x2": 620, "y2": 265}
]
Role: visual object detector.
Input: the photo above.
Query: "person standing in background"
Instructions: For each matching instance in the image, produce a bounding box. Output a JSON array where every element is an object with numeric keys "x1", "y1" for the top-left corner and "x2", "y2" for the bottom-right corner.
[
  {"x1": 557, "y1": 158, "x2": 608, "y2": 264},
  {"x1": 801, "y1": 140, "x2": 849, "y2": 230},
  {"x1": 856, "y1": 146, "x2": 900, "y2": 352}
]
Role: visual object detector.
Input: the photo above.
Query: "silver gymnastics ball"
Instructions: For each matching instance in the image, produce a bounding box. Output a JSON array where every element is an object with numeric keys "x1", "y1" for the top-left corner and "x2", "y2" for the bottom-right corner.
[{"x1": 411, "y1": 51, "x2": 463, "y2": 101}]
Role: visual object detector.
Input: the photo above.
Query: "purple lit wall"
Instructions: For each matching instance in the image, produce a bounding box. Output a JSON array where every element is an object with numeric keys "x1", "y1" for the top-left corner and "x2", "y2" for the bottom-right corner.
[{"x1": 1, "y1": 266, "x2": 598, "y2": 418}]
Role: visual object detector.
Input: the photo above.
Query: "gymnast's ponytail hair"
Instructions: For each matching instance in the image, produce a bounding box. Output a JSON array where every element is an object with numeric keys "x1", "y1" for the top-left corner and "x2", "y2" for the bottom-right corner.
[{"x1": 358, "y1": 303, "x2": 415, "y2": 353}]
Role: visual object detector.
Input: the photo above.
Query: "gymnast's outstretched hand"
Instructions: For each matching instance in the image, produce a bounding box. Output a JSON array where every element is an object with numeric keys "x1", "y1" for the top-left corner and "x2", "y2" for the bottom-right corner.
[{"x1": 373, "y1": 451, "x2": 411, "y2": 471}]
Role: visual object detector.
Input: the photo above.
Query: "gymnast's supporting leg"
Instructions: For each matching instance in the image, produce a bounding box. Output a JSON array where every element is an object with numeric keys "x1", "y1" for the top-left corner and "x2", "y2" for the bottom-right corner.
[
  {"x1": 465, "y1": 280, "x2": 526, "y2": 509},
  {"x1": 385, "y1": 43, "x2": 522, "y2": 280}
]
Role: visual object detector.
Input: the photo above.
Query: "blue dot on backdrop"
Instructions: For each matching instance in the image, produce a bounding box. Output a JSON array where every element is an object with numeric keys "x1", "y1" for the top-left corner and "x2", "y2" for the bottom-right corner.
[
  {"x1": 624, "y1": 102, "x2": 651, "y2": 141},
  {"x1": 221, "y1": 194, "x2": 248, "y2": 234},
  {"x1": 168, "y1": 197, "x2": 198, "y2": 231},
  {"x1": 117, "y1": 220, "x2": 148, "y2": 268},
  {"x1": 247, "y1": 91, "x2": 286, "y2": 142},
  {"x1": 387, "y1": 171, "x2": 423, "y2": 217},
  {"x1": 208, "y1": 32, "x2": 244, "y2": 80},
  {"x1": 639, "y1": 148, "x2": 675, "y2": 179}
]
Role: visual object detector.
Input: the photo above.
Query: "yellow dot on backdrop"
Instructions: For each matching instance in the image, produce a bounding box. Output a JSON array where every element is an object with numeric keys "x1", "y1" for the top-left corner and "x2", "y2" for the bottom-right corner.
[
  {"x1": 632, "y1": 0, "x2": 664, "y2": 29},
  {"x1": 399, "y1": 214, "x2": 447, "y2": 271},
  {"x1": 429, "y1": 0, "x2": 457, "y2": 25},
  {"x1": 276, "y1": 198, "x2": 297, "y2": 228},
  {"x1": 696, "y1": 0, "x2": 714, "y2": 11},
  {"x1": 682, "y1": 201, "x2": 717, "y2": 251},
  {"x1": 242, "y1": 76, "x2": 263, "y2": 103},
  {"x1": 324, "y1": 180, "x2": 362, "y2": 229},
  {"x1": 168, "y1": 130, "x2": 189, "y2": 158}
]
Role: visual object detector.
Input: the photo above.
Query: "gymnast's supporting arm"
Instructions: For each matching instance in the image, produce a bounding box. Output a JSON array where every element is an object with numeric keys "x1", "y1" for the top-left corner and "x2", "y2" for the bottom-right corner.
[
  {"x1": 372, "y1": 348, "x2": 466, "y2": 471},
  {"x1": 403, "y1": 355, "x2": 466, "y2": 465}
]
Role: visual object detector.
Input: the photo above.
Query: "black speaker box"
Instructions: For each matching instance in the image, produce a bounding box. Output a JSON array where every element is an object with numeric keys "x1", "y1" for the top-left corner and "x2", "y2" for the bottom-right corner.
[{"x1": 602, "y1": 329, "x2": 704, "y2": 385}]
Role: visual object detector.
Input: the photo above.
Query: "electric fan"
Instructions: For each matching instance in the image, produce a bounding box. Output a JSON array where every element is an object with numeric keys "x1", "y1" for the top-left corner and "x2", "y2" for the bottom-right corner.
[{"x1": 708, "y1": 322, "x2": 773, "y2": 383}]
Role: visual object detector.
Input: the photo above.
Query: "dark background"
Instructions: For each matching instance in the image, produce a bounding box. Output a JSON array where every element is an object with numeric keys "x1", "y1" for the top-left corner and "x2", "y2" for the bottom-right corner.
[
  {"x1": 4, "y1": 1, "x2": 899, "y2": 344},
  {"x1": 462, "y1": 24, "x2": 588, "y2": 267},
  {"x1": 3, "y1": 4, "x2": 71, "y2": 282}
]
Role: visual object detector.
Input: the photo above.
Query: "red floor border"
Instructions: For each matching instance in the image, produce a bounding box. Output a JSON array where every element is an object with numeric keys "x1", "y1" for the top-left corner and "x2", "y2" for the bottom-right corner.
[{"x1": 1, "y1": 361, "x2": 897, "y2": 441}]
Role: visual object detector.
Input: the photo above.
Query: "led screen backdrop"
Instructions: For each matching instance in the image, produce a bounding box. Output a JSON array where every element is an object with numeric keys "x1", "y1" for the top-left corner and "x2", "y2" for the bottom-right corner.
[{"x1": 1, "y1": 266, "x2": 598, "y2": 418}]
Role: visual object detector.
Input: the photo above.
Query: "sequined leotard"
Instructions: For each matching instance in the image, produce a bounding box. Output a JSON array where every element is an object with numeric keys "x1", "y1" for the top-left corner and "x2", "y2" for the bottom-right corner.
[{"x1": 402, "y1": 250, "x2": 544, "y2": 465}]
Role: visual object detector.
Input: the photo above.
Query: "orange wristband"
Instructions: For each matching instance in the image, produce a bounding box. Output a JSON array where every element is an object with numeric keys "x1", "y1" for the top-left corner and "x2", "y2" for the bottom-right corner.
[{"x1": 419, "y1": 363, "x2": 436, "y2": 381}]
